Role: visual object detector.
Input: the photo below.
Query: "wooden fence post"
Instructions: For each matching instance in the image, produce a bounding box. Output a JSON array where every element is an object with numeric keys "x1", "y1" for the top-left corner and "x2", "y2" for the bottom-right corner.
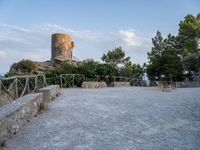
[
  {"x1": 72, "y1": 74, "x2": 75, "y2": 87},
  {"x1": 0, "y1": 78, "x2": 2, "y2": 95},
  {"x1": 60, "y1": 75, "x2": 63, "y2": 88},
  {"x1": 15, "y1": 77, "x2": 18, "y2": 99},
  {"x1": 35, "y1": 75, "x2": 38, "y2": 91}
]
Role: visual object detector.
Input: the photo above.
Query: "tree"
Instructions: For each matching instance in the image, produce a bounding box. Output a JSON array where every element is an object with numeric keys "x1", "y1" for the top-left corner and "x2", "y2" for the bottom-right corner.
[
  {"x1": 96, "y1": 64, "x2": 118, "y2": 76},
  {"x1": 118, "y1": 61, "x2": 133, "y2": 77},
  {"x1": 146, "y1": 31, "x2": 164, "y2": 80},
  {"x1": 161, "y1": 35, "x2": 184, "y2": 81},
  {"x1": 146, "y1": 32, "x2": 183, "y2": 81},
  {"x1": 77, "y1": 59, "x2": 99, "y2": 78},
  {"x1": 101, "y1": 47, "x2": 130, "y2": 66},
  {"x1": 182, "y1": 52, "x2": 200, "y2": 72},
  {"x1": 132, "y1": 64, "x2": 144, "y2": 79},
  {"x1": 178, "y1": 13, "x2": 200, "y2": 56},
  {"x1": 147, "y1": 31, "x2": 164, "y2": 60},
  {"x1": 182, "y1": 52, "x2": 200, "y2": 80},
  {"x1": 119, "y1": 61, "x2": 144, "y2": 79},
  {"x1": 176, "y1": 13, "x2": 200, "y2": 79}
]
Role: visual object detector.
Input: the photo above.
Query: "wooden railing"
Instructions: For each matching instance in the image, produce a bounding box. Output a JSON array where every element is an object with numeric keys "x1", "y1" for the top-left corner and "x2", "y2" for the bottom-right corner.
[
  {"x1": 60, "y1": 74, "x2": 147, "y2": 88},
  {"x1": 60, "y1": 74, "x2": 85, "y2": 88},
  {"x1": 0, "y1": 74, "x2": 47, "y2": 100},
  {"x1": 129, "y1": 78, "x2": 147, "y2": 86}
]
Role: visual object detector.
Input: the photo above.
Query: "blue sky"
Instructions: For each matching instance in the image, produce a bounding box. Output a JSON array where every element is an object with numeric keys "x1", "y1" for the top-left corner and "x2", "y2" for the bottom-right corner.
[{"x1": 0, "y1": 0, "x2": 200, "y2": 73}]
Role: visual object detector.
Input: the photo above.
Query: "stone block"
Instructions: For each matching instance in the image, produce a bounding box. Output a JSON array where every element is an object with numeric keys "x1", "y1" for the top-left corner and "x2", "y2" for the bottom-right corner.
[
  {"x1": 110, "y1": 82, "x2": 130, "y2": 87},
  {"x1": 81, "y1": 82, "x2": 107, "y2": 88},
  {"x1": 39, "y1": 85, "x2": 60, "y2": 104},
  {"x1": 176, "y1": 81, "x2": 200, "y2": 88}
]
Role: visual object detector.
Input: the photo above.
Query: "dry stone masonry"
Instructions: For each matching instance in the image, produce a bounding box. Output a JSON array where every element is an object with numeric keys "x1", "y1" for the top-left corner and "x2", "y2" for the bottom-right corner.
[
  {"x1": 0, "y1": 85, "x2": 60, "y2": 146},
  {"x1": 0, "y1": 93, "x2": 43, "y2": 145},
  {"x1": 111, "y1": 82, "x2": 130, "y2": 87},
  {"x1": 81, "y1": 82, "x2": 107, "y2": 88},
  {"x1": 51, "y1": 33, "x2": 75, "y2": 65},
  {"x1": 39, "y1": 85, "x2": 60, "y2": 107}
]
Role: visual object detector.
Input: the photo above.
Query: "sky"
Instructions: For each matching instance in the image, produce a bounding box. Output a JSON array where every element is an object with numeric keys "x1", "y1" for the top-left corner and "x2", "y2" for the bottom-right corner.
[{"x1": 0, "y1": 0, "x2": 200, "y2": 74}]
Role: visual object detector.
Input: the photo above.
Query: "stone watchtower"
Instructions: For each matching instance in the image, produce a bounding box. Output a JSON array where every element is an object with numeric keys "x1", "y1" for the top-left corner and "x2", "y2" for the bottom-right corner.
[{"x1": 51, "y1": 33, "x2": 75, "y2": 64}]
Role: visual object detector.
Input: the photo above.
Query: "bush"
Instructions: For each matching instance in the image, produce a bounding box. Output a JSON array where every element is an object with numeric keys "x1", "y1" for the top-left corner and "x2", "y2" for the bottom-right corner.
[
  {"x1": 10, "y1": 59, "x2": 36, "y2": 74},
  {"x1": 44, "y1": 59, "x2": 141, "y2": 87},
  {"x1": 45, "y1": 60, "x2": 119, "y2": 86}
]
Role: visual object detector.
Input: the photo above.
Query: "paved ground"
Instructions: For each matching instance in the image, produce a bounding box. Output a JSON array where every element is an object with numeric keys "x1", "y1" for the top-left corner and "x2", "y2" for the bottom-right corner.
[{"x1": 3, "y1": 87, "x2": 200, "y2": 150}]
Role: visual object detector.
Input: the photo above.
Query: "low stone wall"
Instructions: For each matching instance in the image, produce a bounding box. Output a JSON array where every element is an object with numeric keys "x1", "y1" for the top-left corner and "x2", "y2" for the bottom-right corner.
[
  {"x1": 81, "y1": 82, "x2": 107, "y2": 88},
  {"x1": 0, "y1": 93, "x2": 43, "y2": 145},
  {"x1": 110, "y1": 82, "x2": 130, "y2": 87},
  {"x1": 39, "y1": 85, "x2": 60, "y2": 105},
  {"x1": 176, "y1": 81, "x2": 200, "y2": 88},
  {"x1": 0, "y1": 85, "x2": 60, "y2": 146},
  {"x1": 0, "y1": 92, "x2": 13, "y2": 108}
]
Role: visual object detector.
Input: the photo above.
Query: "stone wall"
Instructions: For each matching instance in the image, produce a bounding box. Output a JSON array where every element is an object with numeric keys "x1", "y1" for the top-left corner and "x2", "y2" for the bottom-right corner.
[
  {"x1": 0, "y1": 93, "x2": 43, "y2": 145},
  {"x1": 39, "y1": 85, "x2": 60, "y2": 106},
  {"x1": 0, "y1": 85, "x2": 60, "y2": 146},
  {"x1": 0, "y1": 92, "x2": 13, "y2": 108},
  {"x1": 81, "y1": 82, "x2": 107, "y2": 88},
  {"x1": 110, "y1": 82, "x2": 131, "y2": 87},
  {"x1": 176, "y1": 81, "x2": 200, "y2": 88}
]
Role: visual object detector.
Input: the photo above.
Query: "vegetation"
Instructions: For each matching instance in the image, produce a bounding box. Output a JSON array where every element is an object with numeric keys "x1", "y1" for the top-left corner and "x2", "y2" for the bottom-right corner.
[
  {"x1": 9, "y1": 59, "x2": 36, "y2": 75},
  {"x1": 101, "y1": 47, "x2": 130, "y2": 66},
  {"x1": 178, "y1": 14, "x2": 200, "y2": 56},
  {"x1": 119, "y1": 61, "x2": 144, "y2": 79},
  {"x1": 146, "y1": 13, "x2": 200, "y2": 81},
  {"x1": 146, "y1": 32, "x2": 183, "y2": 81},
  {"x1": 45, "y1": 59, "x2": 143, "y2": 86},
  {"x1": 177, "y1": 13, "x2": 200, "y2": 79}
]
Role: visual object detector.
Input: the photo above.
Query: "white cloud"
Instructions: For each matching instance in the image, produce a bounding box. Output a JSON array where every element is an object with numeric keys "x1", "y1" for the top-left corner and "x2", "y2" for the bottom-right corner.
[
  {"x1": 0, "y1": 24, "x2": 31, "y2": 32},
  {"x1": 119, "y1": 30, "x2": 141, "y2": 47},
  {"x1": 0, "y1": 50, "x2": 6, "y2": 59}
]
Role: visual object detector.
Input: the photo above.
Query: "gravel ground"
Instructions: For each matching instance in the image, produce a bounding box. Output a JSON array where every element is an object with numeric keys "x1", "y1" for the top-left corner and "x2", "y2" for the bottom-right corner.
[{"x1": 3, "y1": 87, "x2": 200, "y2": 150}]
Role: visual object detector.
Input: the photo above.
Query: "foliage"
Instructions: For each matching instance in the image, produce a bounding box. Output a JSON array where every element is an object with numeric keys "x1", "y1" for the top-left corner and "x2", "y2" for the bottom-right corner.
[
  {"x1": 45, "y1": 62, "x2": 77, "y2": 85},
  {"x1": 101, "y1": 47, "x2": 130, "y2": 66},
  {"x1": 101, "y1": 46, "x2": 144, "y2": 79},
  {"x1": 4, "y1": 71, "x2": 17, "y2": 77},
  {"x1": 178, "y1": 13, "x2": 200, "y2": 56},
  {"x1": 176, "y1": 13, "x2": 200, "y2": 78},
  {"x1": 96, "y1": 63, "x2": 118, "y2": 77},
  {"x1": 45, "y1": 55, "x2": 144, "y2": 86},
  {"x1": 77, "y1": 59, "x2": 99, "y2": 79},
  {"x1": 182, "y1": 52, "x2": 200, "y2": 73},
  {"x1": 45, "y1": 60, "x2": 119, "y2": 85},
  {"x1": 118, "y1": 61, "x2": 144, "y2": 79},
  {"x1": 146, "y1": 31, "x2": 183, "y2": 81},
  {"x1": 10, "y1": 59, "x2": 36, "y2": 74}
]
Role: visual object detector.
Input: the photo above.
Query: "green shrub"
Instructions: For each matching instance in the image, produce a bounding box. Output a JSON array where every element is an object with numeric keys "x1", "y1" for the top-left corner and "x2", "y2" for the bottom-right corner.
[{"x1": 10, "y1": 59, "x2": 36, "y2": 74}]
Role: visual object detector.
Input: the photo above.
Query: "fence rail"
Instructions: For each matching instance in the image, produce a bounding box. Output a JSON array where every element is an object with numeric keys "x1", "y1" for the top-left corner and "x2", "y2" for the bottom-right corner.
[
  {"x1": 59, "y1": 74, "x2": 148, "y2": 88},
  {"x1": 60, "y1": 74, "x2": 85, "y2": 88},
  {"x1": 0, "y1": 74, "x2": 47, "y2": 100}
]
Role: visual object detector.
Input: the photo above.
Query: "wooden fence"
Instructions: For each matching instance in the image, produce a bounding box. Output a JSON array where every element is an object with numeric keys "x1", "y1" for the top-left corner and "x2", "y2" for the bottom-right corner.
[
  {"x1": 60, "y1": 74, "x2": 147, "y2": 88},
  {"x1": 0, "y1": 74, "x2": 47, "y2": 100}
]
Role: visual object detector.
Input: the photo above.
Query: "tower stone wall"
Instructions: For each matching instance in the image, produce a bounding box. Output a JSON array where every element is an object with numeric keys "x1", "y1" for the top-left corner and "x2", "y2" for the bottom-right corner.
[{"x1": 51, "y1": 33, "x2": 74, "y2": 64}]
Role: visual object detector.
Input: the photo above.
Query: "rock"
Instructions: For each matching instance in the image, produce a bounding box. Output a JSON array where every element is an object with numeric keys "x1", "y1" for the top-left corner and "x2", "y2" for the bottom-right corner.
[{"x1": 81, "y1": 82, "x2": 107, "y2": 88}]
